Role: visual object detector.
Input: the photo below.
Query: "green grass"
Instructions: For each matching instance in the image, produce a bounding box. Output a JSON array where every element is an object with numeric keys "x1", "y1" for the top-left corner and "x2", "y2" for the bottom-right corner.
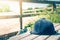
[{"x1": 46, "y1": 11, "x2": 60, "y2": 23}]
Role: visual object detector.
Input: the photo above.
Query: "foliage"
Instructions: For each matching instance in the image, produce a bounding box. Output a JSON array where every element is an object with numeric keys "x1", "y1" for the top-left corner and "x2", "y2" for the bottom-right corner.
[
  {"x1": 23, "y1": 11, "x2": 34, "y2": 13},
  {"x1": 27, "y1": 8, "x2": 33, "y2": 10},
  {"x1": 56, "y1": 7, "x2": 60, "y2": 11},
  {"x1": 46, "y1": 9, "x2": 52, "y2": 11},
  {"x1": 0, "y1": 5, "x2": 11, "y2": 12},
  {"x1": 34, "y1": 7, "x2": 40, "y2": 9},
  {"x1": 47, "y1": 11, "x2": 60, "y2": 23},
  {"x1": 25, "y1": 22, "x2": 34, "y2": 30},
  {"x1": 47, "y1": 4, "x2": 52, "y2": 7},
  {"x1": 25, "y1": 23, "x2": 33, "y2": 28},
  {"x1": 36, "y1": 10, "x2": 43, "y2": 12},
  {"x1": 42, "y1": 10, "x2": 60, "y2": 23}
]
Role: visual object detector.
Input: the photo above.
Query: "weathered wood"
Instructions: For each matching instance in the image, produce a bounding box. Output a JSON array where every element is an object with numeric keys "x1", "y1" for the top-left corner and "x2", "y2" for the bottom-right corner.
[
  {"x1": 33, "y1": 35, "x2": 50, "y2": 40},
  {"x1": 0, "y1": 13, "x2": 40, "y2": 19},
  {"x1": 55, "y1": 24, "x2": 60, "y2": 31},
  {"x1": 19, "y1": 0, "x2": 23, "y2": 29},
  {"x1": 20, "y1": 34, "x2": 39, "y2": 40},
  {"x1": 55, "y1": 25, "x2": 60, "y2": 34},
  {"x1": 54, "y1": 23, "x2": 60, "y2": 27},
  {"x1": 8, "y1": 32, "x2": 30, "y2": 40},
  {"x1": 8, "y1": 24, "x2": 60, "y2": 40},
  {"x1": 46, "y1": 36, "x2": 60, "y2": 40}
]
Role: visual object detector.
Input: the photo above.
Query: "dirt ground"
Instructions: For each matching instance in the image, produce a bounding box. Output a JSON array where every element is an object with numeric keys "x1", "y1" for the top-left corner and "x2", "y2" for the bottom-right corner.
[
  {"x1": 0, "y1": 15, "x2": 39, "y2": 35},
  {"x1": 0, "y1": 18, "x2": 20, "y2": 35}
]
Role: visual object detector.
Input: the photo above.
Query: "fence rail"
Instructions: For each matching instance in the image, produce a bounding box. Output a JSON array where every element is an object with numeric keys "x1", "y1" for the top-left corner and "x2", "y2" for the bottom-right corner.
[{"x1": 0, "y1": 13, "x2": 40, "y2": 19}]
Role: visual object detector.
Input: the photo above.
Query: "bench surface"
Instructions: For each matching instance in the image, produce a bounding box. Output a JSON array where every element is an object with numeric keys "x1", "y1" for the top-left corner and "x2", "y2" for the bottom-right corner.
[{"x1": 8, "y1": 23, "x2": 60, "y2": 40}]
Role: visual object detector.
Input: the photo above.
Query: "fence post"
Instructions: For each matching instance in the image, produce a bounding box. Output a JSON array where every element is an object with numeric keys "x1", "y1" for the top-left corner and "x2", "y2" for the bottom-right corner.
[
  {"x1": 52, "y1": 3, "x2": 56, "y2": 12},
  {"x1": 19, "y1": 0, "x2": 22, "y2": 29}
]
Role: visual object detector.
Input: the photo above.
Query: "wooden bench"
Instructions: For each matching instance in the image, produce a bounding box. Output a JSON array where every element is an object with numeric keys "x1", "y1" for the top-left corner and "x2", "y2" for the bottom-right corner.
[{"x1": 8, "y1": 24, "x2": 60, "y2": 40}]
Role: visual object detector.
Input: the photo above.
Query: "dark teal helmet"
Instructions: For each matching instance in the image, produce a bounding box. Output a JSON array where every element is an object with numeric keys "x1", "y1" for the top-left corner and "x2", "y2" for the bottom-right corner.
[{"x1": 30, "y1": 18, "x2": 56, "y2": 35}]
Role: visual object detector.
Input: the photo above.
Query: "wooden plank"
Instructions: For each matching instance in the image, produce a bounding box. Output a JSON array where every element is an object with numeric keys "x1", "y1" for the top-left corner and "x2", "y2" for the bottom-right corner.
[
  {"x1": 46, "y1": 36, "x2": 60, "y2": 40},
  {"x1": 33, "y1": 35, "x2": 50, "y2": 40},
  {"x1": 20, "y1": 34, "x2": 39, "y2": 40},
  {"x1": 19, "y1": 0, "x2": 23, "y2": 29},
  {"x1": 55, "y1": 25, "x2": 60, "y2": 34},
  {"x1": 8, "y1": 32, "x2": 31, "y2": 40},
  {"x1": 54, "y1": 23, "x2": 60, "y2": 27},
  {"x1": 0, "y1": 13, "x2": 40, "y2": 19},
  {"x1": 58, "y1": 30, "x2": 60, "y2": 33},
  {"x1": 53, "y1": 23, "x2": 60, "y2": 32},
  {"x1": 55, "y1": 25, "x2": 60, "y2": 31},
  {"x1": 8, "y1": 24, "x2": 60, "y2": 40}
]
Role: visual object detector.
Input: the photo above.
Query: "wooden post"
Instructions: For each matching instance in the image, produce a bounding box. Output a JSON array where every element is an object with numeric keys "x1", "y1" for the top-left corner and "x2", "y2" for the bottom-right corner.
[
  {"x1": 52, "y1": 3, "x2": 56, "y2": 11},
  {"x1": 19, "y1": 0, "x2": 22, "y2": 29}
]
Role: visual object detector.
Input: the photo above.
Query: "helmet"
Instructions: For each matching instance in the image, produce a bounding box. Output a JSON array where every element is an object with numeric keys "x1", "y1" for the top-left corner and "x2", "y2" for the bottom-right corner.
[{"x1": 30, "y1": 18, "x2": 56, "y2": 35}]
